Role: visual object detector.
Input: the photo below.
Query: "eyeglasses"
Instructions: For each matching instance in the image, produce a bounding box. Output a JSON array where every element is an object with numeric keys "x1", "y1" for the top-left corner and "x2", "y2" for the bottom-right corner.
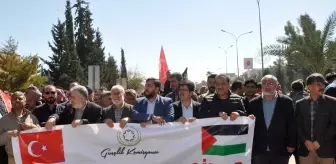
[
  {"x1": 262, "y1": 82, "x2": 275, "y2": 86},
  {"x1": 44, "y1": 91, "x2": 56, "y2": 95}
]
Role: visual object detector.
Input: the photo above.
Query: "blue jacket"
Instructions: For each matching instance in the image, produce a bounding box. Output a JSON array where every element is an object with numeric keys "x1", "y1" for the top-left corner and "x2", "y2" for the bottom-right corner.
[{"x1": 131, "y1": 96, "x2": 174, "y2": 122}]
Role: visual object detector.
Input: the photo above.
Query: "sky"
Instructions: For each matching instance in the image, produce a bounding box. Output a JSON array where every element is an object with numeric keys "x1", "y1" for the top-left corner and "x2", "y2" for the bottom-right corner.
[{"x1": 0, "y1": 0, "x2": 335, "y2": 82}]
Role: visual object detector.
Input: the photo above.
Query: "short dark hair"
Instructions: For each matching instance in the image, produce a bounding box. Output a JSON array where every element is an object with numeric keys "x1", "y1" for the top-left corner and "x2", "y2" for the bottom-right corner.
[
  {"x1": 207, "y1": 74, "x2": 217, "y2": 80},
  {"x1": 215, "y1": 74, "x2": 230, "y2": 83},
  {"x1": 146, "y1": 77, "x2": 161, "y2": 88},
  {"x1": 326, "y1": 72, "x2": 336, "y2": 82},
  {"x1": 256, "y1": 82, "x2": 262, "y2": 89},
  {"x1": 306, "y1": 73, "x2": 326, "y2": 85},
  {"x1": 291, "y1": 80, "x2": 304, "y2": 92},
  {"x1": 179, "y1": 80, "x2": 195, "y2": 92},
  {"x1": 170, "y1": 72, "x2": 183, "y2": 82},
  {"x1": 85, "y1": 85, "x2": 93, "y2": 95},
  {"x1": 125, "y1": 89, "x2": 137, "y2": 98},
  {"x1": 244, "y1": 79, "x2": 257, "y2": 87},
  {"x1": 231, "y1": 80, "x2": 243, "y2": 91}
]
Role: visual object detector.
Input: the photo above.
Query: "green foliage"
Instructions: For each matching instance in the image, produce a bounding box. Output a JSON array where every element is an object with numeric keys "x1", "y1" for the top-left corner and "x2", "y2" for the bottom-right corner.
[
  {"x1": 101, "y1": 54, "x2": 119, "y2": 89},
  {"x1": 265, "y1": 11, "x2": 336, "y2": 75},
  {"x1": 0, "y1": 51, "x2": 47, "y2": 91},
  {"x1": 127, "y1": 68, "x2": 145, "y2": 92},
  {"x1": 120, "y1": 48, "x2": 127, "y2": 78}
]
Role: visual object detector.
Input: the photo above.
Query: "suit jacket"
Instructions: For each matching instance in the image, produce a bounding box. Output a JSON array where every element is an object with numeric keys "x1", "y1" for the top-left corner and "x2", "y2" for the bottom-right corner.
[
  {"x1": 101, "y1": 103, "x2": 133, "y2": 123},
  {"x1": 51, "y1": 101, "x2": 102, "y2": 125},
  {"x1": 131, "y1": 96, "x2": 174, "y2": 122},
  {"x1": 296, "y1": 95, "x2": 336, "y2": 158},
  {"x1": 247, "y1": 94, "x2": 296, "y2": 156},
  {"x1": 172, "y1": 100, "x2": 201, "y2": 120}
]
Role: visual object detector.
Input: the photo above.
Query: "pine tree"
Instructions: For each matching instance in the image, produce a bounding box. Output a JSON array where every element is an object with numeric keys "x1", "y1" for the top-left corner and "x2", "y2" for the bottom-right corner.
[
  {"x1": 74, "y1": 0, "x2": 88, "y2": 69},
  {"x1": 101, "y1": 54, "x2": 119, "y2": 89},
  {"x1": 94, "y1": 28, "x2": 105, "y2": 65},
  {"x1": 42, "y1": 20, "x2": 69, "y2": 87},
  {"x1": 1, "y1": 36, "x2": 18, "y2": 54},
  {"x1": 120, "y1": 48, "x2": 127, "y2": 78},
  {"x1": 65, "y1": 0, "x2": 84, "y2": 84}
]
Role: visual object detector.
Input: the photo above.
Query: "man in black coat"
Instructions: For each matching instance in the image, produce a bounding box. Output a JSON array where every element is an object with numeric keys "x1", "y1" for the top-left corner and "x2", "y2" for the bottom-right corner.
[
  {"x1": 296, "y1": 73, "x2": 336, "y2": 164},
  {"x1": 45, "y1": 85, "x2": 102, "y2": 129},
  {"x1": 172, "y1": 80, "x2": 201, "y2": 123},
  {"x1": 248, "y1": 75, "x2": 296, "y2": 164},
  {"x1": 199, "y1": 74, "x2": 248, "y2": 120}
]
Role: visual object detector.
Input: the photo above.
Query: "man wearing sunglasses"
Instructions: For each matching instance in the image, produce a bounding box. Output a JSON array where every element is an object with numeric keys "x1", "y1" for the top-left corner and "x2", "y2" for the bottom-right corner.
[{"x1": 32, "y1": 85, "x2": 64, "y2": 127}]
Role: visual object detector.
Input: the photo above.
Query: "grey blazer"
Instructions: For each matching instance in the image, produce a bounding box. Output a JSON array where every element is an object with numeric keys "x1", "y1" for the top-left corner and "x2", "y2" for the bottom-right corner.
[{"x1": 101, "y1": 103, "x2": 133, "y2": 123}]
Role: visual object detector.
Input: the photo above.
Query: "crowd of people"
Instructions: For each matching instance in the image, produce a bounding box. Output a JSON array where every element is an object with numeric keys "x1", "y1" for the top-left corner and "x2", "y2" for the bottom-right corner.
[{"x1": 0, "y1": 71, "x2": 336, "y2": 164}]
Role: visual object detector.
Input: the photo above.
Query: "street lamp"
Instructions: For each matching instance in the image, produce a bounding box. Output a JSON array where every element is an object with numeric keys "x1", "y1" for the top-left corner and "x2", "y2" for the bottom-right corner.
[
  {"x1": 218, "y1": 45, "x2": 233, "y2": 74},
  {"x1": 221, "y1": 30, "x2": 252, "y2": 77},
  {"x1": 256, "y1": 0, "x2": 264, "y2": 75}
]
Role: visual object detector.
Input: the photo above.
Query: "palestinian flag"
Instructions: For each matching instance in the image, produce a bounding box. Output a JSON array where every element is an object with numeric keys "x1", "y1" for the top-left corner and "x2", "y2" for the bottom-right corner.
[{"x1": 202, "y1": 124, "x2": 249, "y2": 156}]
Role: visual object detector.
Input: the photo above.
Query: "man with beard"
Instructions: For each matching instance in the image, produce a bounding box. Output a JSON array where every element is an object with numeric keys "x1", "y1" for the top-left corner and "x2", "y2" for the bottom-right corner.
[
  {"x1": 200, "y1": 74, "x2": 248, "y2": 120},
  {"x1": 45, "y1": 85, "x2": 102, "y2": 129},
  {"x1": 0, "y1": 91, "x2": 39, "y2": 164},
  {"x1": 296, "y1": 73, "x2": 336, "y2": 164},
  {"x1": 33, "y1": 85, "x2": 64, "y2": 127},
  {"x1": 130, "y1": 78, "x2": 174, "y2": 126},
  {"x1": 248, "y1": 75, "x2": 296, "y2": 164},
  {"x1": 243, "y1": 79, "x2": 258, "y2": 110},
  {"x1": 102, "y1": 85, "x2": 133, "y2": 129},
  {"x1": 198, "y1": 74, "x2": 216, "y2": 102}
]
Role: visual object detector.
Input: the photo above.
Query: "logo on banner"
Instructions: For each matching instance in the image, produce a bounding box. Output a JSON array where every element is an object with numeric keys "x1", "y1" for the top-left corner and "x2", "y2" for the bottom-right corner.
[
  {"x1": 101, "y1": 126, "x2": 159, "y2": 159},
  {"x1": 117, "y1": 126, "x2": 141, "y2": 146}
]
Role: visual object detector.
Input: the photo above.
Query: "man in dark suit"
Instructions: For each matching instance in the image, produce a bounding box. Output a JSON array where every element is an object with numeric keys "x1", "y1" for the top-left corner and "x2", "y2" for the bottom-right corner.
[
  {"x1": 172, "y1": 80, "x2": 201, "y2": 123},
  {"x1": 131, "y1": 78, "x2": 174, "y2": 126},
  {"x1": 296, "y1": 73, "x2": 336, "y2": 164},
  {"x1": 102, "y1": 85, "x2": 133, "y2": 128},
  {"x1": 248, "y1": 75, "x2": 296, "y2": 164},
  {"x1": 45, "y1": 85, "x2": 102, "y2": 130}
]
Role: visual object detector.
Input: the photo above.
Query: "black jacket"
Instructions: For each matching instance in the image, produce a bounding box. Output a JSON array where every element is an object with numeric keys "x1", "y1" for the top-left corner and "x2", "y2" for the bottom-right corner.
[
  {"x1": 101, "y1": 103, "x2": 133, "y2": 123},
  {"x1": 296, "y1": 95, "x2": 336, "y2": 158},
  {"x1": 51, "y1": 101, "x2": 102, "y2": 125},
  {"x1": 172, "y1": 100, "x2": 201, "y2": 120},
  {"x1": 199, "y1": 92, "x2": 246, "y2": 118},
  {"x1": 248, "y1": 95, "x2": 296, "y2": 156},
  {"x1": 33, "y1": 103, "x2": 64, "y2": 126}
]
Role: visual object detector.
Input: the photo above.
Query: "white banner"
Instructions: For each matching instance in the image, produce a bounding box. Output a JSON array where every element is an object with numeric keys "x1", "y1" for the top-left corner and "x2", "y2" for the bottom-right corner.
[{"x1": 12, "y1": 117, "x2": 255, "y2": 164}]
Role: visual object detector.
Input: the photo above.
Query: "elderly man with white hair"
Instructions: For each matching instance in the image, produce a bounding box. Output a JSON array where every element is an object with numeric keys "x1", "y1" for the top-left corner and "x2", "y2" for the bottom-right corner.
[
  {"x1": 45, "y1": 85, "x2": 102, "y2": 130},
  {"x1": 247, "y1": 75, "x2": 297, "y2": 164},
  {"x1": 101, "y1": 85, "x2": 133, "y2": 129}
]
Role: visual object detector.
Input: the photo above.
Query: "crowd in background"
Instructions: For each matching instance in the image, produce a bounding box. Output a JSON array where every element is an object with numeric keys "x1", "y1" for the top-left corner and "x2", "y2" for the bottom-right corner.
[{"x1": 0, "y1": 71, "x2": 336, "y2": 164}]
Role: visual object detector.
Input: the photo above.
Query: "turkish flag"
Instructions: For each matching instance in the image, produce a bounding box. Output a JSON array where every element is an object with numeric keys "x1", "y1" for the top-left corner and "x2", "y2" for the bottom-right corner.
[
  {"x1": 159, "y1": 46, "x2": 169, "y2": 85},
  {"x1": 19, "y1": 130, "x2": 65, "y2": 164}
]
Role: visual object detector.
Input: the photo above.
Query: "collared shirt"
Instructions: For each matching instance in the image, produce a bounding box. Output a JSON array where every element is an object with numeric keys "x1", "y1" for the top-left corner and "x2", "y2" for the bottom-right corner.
[
  {"x1": 182, "y1": 102, "x2": 193, "y2": 118},
  {"x1": 262, "y1": 93, "x2": 278, "y2": 128},
  {"x1": 262, "y1": 93, "x2": 277, "y2": 151},
  {"x1": 113, "y1": 103, "x2": 125, "y2": 123},
  {"x1": 74, "y1": 102, "x2": 87, "y2": 120},
  {"x1": 146, "y1": 96, "x2": 158, "y2": 115},
  {"x1": 309, "y1": 98, "x2": 318, "y2": 141}
]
